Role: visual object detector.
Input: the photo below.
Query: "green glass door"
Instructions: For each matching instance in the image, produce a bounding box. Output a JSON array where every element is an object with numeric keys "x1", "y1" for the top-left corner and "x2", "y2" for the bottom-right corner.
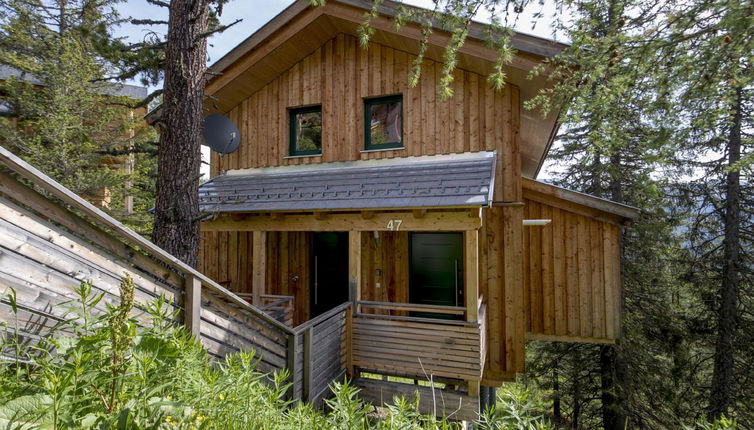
[
  {"x1": 310, "y1": 232, "x2": 349, "y2": 318},
  {"x1": 409, "y1": 232, "x2": 463, "y2": 316}
]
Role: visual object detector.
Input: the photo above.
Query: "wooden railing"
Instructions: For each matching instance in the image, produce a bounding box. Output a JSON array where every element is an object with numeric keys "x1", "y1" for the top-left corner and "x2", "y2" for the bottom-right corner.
[
  {"x1": 234, "y1": 293, "x2": 294, "y2": 326},
  {"x1": 351, "y1": 300, "x2": 485, "y2": 382},
  {"x1": 288, "y1": 302, "x2": 351, "y2": 404}
]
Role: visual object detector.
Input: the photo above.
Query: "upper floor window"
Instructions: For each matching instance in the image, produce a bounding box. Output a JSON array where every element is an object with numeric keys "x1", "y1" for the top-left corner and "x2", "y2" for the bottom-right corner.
[
  {"x1": 289, "y1": 105, "x2": 322, "y2": 156},
  {"x1": 364, "y1": 95, "x2": 402, "y2": 150}
]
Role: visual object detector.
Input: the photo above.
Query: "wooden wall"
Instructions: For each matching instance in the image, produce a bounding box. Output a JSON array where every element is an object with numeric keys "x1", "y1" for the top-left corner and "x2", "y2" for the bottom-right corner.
[
  {"x1": 265, "y1": 232, "x2": 310, "y2": 325},
  {"x1": 360, "y1": 231, "x2": 409, "y2": 305},
  {"x1": 210, "y1": 33, "x2": 519, "y2": 201},
  {"x1": 523, "y1": 198, "x2": 622, "y2": 341},
  {"x1": 198, "y1": 231, "x2": 255, "y2": 294}
]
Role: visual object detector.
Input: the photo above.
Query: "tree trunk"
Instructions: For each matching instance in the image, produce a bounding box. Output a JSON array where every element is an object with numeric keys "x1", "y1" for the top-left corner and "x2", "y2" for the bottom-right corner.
[
  {"x1": 553, "y1": 364, "x2": 562, "y2": 424},
  {"x1": 709, "y1": 86, "x2": 742, "y2": 418},
  {"x1": 599, "y1": 151, "x2": 628, "y2": 430},
  {"x1": 152, "y1": 0, "x2": 210, "y2": 267}
]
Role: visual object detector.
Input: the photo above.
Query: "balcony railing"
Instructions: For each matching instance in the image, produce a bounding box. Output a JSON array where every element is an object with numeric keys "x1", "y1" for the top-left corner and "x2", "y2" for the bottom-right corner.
[{"x1": 351, "y1": 300, "x2": 487, "y2": 382}]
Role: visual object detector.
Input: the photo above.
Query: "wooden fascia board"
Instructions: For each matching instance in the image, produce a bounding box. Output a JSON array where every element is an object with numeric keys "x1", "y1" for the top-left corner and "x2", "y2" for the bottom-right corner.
[
  {"x1": 333, "y1": 0, "x2": 568, "y2": 58},
  {"x1": 205, "y1": 0, "x2": 563, "y2": 98},
  {"x1": 200, "y1": 209, "x2": 482, "y2": 232},
  {"x1": 522, "y1": 178, "x2": 639, "y2": 224},
  {"x1": 205, "y1": 4, "x2": 326, "y2": 95},
  {"x1": 323, "y1": 3, "x2": 543, "y2": 72}
]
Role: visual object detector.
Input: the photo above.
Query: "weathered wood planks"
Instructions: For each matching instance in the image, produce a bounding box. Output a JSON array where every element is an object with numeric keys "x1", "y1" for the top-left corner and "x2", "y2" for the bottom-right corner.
[
  {"x1": 523, "y1": 197, "x2": 623, "y2": 340},
  {"x1": 351, "y1": 315, "x2": 483, "y2": 381}
]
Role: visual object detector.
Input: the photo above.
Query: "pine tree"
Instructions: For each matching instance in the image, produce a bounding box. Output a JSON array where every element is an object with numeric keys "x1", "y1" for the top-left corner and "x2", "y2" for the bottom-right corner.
[
  {"x1": 0, "y1": 0, "x2": 157, "y2": 233},
  {"x1": 137, "y1": 0, "x2": 236, "y2": 267}
]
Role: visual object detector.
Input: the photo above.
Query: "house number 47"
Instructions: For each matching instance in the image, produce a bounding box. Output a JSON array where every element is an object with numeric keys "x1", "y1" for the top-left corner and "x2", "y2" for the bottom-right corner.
[{"x1": 386, "y1": 219, "x2": 403, "y2": 231}]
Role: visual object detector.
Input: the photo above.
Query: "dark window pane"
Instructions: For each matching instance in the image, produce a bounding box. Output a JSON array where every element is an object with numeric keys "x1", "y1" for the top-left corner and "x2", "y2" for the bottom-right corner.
[
  {"x1": 367, "y1": 97, "x2": 402, "y2": 149},
  {"x1": 290, "y1": 107, "x2": 322, "y2": 155}
]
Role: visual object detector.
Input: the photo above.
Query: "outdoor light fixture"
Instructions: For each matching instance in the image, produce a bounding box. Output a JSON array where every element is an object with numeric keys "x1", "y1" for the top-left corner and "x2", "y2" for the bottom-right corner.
[{"x1": 522, "y1": 219, "x2": 552, "y2": 226}]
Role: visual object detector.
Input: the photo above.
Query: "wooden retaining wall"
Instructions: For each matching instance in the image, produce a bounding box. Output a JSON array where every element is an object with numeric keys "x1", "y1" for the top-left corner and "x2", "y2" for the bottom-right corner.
[
  {"x1": 0, "y1": 147, "x2": 296, "y2": 382},
  {"x1": 0, "y1": 172, "x2": 183, "y2": 353}
]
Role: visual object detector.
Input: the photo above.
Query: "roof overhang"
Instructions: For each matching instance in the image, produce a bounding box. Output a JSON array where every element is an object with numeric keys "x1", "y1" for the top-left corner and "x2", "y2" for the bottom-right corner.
[
  {"x1": 199, "y1": 151, "x2": 496, "y2": 214},
  {"x1": 522, "y1": 178, "x2": 639, "y2": 225},
  {"x1": 201, "y1": 0, "x2": 567, "y2": 178}
]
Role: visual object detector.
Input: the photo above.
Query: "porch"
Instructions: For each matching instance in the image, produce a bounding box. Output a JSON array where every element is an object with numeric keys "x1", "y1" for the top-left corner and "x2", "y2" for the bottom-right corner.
[
  {"x1": 196, "y1": 153, "x2": 497, "y2": 418},
  {"x1": 199, "y1": 219, "x2": 488, "y2": 419}
]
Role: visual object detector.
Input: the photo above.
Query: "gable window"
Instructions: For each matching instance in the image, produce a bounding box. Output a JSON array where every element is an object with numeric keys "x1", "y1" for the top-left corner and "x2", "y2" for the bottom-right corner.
[
  {"x1": 289, "y1": 105, "x2": 322, "y2": 156},
  {"x1": 364, "y1": 95, "x2": 403, "y2": 150}
]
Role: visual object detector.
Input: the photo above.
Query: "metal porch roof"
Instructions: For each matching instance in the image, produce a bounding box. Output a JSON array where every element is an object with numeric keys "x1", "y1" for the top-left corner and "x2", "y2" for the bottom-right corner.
[{"x1": 199, "y1": 152, "x2": 496, "y2": 213}]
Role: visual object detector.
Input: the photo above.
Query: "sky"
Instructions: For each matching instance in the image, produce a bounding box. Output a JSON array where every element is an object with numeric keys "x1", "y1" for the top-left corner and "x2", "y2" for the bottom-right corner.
[
  {"x1": 113, "y1": 0, "x2": 564, "y2": 178},
  {"x1": 114, "y1": 0, "x2": 563, "y2": 88}
]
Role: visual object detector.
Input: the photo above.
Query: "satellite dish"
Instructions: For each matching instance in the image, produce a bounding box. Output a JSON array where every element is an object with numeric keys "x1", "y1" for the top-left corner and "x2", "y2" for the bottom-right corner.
[{"x1": 202, "y1": 113, "x2": 240, "y2": 154}]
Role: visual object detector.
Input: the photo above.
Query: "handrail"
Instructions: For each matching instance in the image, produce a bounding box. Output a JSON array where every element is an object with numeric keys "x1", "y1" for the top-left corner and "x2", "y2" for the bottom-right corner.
[
  {"x1": 292, "y1": 302, "x2": 351, "y2": 334},
  {"x1": 354, "y1": 311, "x2": 479, "y2": 327},
  {"x1": 0, "y1": 145, "x2": 295, "y2": 335},
  {"x1": 356, "y1": 300, "x2": 466, "y2": 315}
]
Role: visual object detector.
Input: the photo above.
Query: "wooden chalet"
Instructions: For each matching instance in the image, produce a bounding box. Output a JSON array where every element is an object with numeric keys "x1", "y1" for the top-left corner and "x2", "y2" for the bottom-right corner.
[
  {"x1": 0, "y1": 0, "x2": 640, "y2": 421},
  {"x1": 195, "y1": 0, "x2": 639, "y2": 417}
]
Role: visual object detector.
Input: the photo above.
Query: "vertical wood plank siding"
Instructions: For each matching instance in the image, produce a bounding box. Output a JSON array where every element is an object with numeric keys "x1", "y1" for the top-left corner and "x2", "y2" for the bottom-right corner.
[
  {"x1": 523, "y1": 198, "x2": 622, "y2": 340},
  {"x1": 199, "y1": 34, "x2": 533, "y2": 381},
  {"x1": 210, "y1": 34, "x2": 518, "y2": 191}
]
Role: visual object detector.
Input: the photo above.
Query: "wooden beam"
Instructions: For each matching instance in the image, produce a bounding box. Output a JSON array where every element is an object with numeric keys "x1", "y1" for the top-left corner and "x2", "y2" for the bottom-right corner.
[
  {"x1": 252, "y1": 231, "x2": 267, "y2": 305},
  {"x1": 270, "y1": 212, "x2": 284, "y2": 221},
  {"x1": 345, "y1": 305, "x2": 354, "y2": 377},
  {"x1": 185, "y1": 275, "x2": 202, "y2": 337},
  {"x1": 202, "y1": 210, "x2": 482, "y2": 232},
  {"x1": 464, "y1": 230, "x2": 479, "y2": 323},
  {"x1": 313, "y1": 211, "x2": 327, "y2": 220},
  {"x1": 412, "y1": 209, "x2": 427, "y2": 218},
  {"x1": 348, "y1": 231, "x2": 362, "y2": 305},
  {"x1": 360, "y1": 210, "x2": 374, "y2": 219}
]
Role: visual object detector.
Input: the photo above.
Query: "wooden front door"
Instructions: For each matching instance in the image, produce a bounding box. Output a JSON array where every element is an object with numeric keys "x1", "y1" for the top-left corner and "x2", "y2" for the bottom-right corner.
[
  {"x1": 409, "y1": 232, "x2": 464, "y2": 308},
  {"x1": 310, "y1": 232, "x2": 349, "y2": 318}
]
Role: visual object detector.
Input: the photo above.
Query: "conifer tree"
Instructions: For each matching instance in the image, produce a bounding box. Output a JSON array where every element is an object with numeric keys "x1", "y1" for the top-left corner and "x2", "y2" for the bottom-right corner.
[{"x1": 0, "y1": 0, "x2": 156, "y2": 233}]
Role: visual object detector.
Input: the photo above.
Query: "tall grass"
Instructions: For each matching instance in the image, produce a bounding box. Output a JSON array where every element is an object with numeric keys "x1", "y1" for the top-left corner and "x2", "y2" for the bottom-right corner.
[
  {"x1": 4, "y1": 277, "x2": 728, "y2": 429},
  {"x1": 0, "y1": 278, "x2": 463, "y2": 429}
]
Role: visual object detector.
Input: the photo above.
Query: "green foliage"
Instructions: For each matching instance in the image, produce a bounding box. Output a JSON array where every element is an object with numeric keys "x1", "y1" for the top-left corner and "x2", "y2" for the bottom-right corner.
[
  {"x1": 0, "y1": 0, "x2": 158, "y2": 235},
  {"x1": 479, "y1": 383, "x2": 552, "y2": 430},
  {"x1": 0, "y1": 278, "x2": 538, "y2": 429}
]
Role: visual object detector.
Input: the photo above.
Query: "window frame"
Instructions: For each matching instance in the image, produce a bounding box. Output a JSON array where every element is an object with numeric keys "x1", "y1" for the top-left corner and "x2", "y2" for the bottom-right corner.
[
  {"x1": 364, "y1": 95, "x2": 404, "y2": 151},
  {"x1": 289, "y1": 105, "x2": 323, "y2": 156}
]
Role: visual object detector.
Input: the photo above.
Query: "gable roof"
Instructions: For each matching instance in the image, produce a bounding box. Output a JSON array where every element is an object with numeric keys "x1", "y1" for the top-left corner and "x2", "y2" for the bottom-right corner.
[
  {"x1": 203, "y1": 0, "x2": 567, "y2": 179},
  {"x1": 199, "y1": 151, "x2": 496, "y2": 213}
]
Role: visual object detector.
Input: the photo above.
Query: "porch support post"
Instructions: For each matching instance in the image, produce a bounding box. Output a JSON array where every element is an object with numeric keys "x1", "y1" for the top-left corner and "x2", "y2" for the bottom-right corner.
[
  {"x1": 464, "y1": 229, "x2": 479, "y2": 323},
  {"x1": 348, "y1": 231, "x2": 362, "y2": 304},
  {"x1": 252, "y1": 231, "x2": 267, "y2": 305}
]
